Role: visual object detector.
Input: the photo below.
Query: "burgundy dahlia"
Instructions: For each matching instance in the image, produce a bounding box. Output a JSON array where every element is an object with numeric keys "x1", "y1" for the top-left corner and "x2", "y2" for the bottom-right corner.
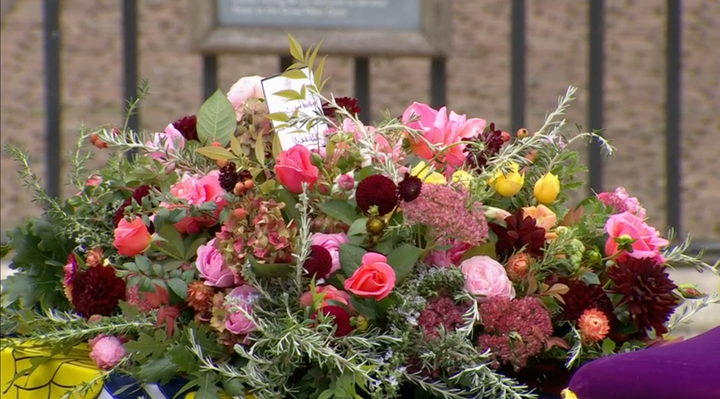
[
  {"x1": 490, "y1": 209, "x2": 546, "y2": 260},
  {"x1": 397, "y1": 173, "x2": 422, "y2": 203},
  {"x1": 172, "y1": 115, "x2": 199, "y2": 141},
  {"x1": 312, "y1": 305, "x2": 353, "y2": 337},
  {"x1": 355, "y1": 174, "x2": 399, "y2": 216},
  {"x1": 561, "y1": 279, "x2": 615, "y2": 325},
  {"x1": 70, "y1": 265, "x2": 127, "y2": 317},
  {"x1": 464, "y1": 122, "x2": 505, "y2": 170},
  {"x1": 322, "y1": 97, "x2": 361, "y2": 118},
  {"x1": 303, "y1": 245, "x2": 333, "y2": 279},
  {"x1": 608, "y1": 257, "x2": 679, "y2": 335}
]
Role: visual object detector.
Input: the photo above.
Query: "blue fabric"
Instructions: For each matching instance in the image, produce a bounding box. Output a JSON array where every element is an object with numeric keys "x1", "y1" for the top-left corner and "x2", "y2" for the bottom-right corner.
[{"x1": 99, "y1": 374, "x2": 193, "y2": 399}]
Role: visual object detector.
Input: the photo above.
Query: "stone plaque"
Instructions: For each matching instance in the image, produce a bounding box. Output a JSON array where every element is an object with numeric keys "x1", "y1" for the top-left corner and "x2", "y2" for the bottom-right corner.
[{"x1": 190, "y1": 0, "x2": 452, "y2": 56}]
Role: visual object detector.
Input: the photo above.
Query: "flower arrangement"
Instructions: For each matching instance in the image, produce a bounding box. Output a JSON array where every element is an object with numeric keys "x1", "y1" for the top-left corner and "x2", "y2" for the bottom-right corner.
[{"x1": 1, "y1": 38, "x2": 718, "y2": 399}]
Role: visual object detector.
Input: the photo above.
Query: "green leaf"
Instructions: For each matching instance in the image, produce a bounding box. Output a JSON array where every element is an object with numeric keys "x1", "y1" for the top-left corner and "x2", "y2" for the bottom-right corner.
[
  {"x1": 339, "y1": 243, "x2": 366, "y2": 276},
  {"x1": 248, "y1": 256, "x2": 293, "y2": 278},
  {"x1": 314, "y1": 55, "x2": 328, "y2": 89},
  {"x1": 1, "y1": 244, "x2": 10, "y2": 259},
  {"x1": 167, "y1": 277, "x2": 188, "y2": 300},
  {"x1": 168, "y1": 344, "x2": 198, "y2": 374},
  {"x1": 272, "y1": 89, "x2": 304, "y2": 100},
  {"x1": 288, "y1": 34, "x2": 304, "y2": 62},
  {"x1": 196, "y1": 89, "x2": 237, "y2": 147},
  {"x1": 195, "y1": 372, "x2": 220, "y2": 399},
  {"x1": 137, "y1": 355, "x2": 178, "y2": 385},
  {"x1": 347, "y1": 218, "x2": 368, "y2": 237},
  {"x1": 195, "y1": 146, "x2": 235, "y2": 161},
  {"x1": 184, "y1": 237, "x2": 207, "y2": 261},
  {"x1": 272, "y1": 130, "x2": 283, "y2": 160},
  {"x1": 318, "y1": 389, "x2": 334, "y2": 399},
  {"x1": 187, "y1": 326, "x2": 227, "y2": 358},
  {"x1": 386, "y1": 244, "x2": 423, "y2": 284},
  {"x1": 157, "y1": 223, "x2": 185, "y2": 259},
  {"x1": 255, "y1": 130, "x2": 266, "y2": 165},
  {"x1": 229, "y1": 135, "x2": 243, "y2": 156},
  {"x1": 124, "y1": 332, "x2": 166, "y2": 361},
  {"x1": 221, "y1": 377, "x2": 245, "y2": 397},
  {"x1": 318, "y1": 199, "x2": 358, "y2": 226},
  {"x1": 266, "y1": 112, "x2": 290, "y2": 122},
  {"x1": 459, "y1": 242, "x2": 497, "y2": 262},
  {"x1": 580, "y1": 271, "x2": 601, "y2": 285},
  {"x1": 601, "y1": 338, "x2": 616, "y2": 354},
  {"x1": 282, "y1": 69, "x2": 309, "y2": 79},
  {"x1": 276, "y1": 188, "x2": 301, "y2": 223},
  {"x1": 308, "y1": 41, "x2": 323, "y2": 71}
]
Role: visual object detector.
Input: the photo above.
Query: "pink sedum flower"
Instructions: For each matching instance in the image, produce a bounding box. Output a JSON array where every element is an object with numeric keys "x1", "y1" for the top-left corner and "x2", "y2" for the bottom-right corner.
[
  {"x1": 196, "y1": 238, "x2": 234, "y2": 288},
  {"x1": 604, "y1": 212, "x2": 668, "y2": 263},
  {"x1": 310, "y1": 232, "x2": 349, "y2": 275},
  {"x1": 598, "y1": 187, "x2": 647, "y2": 219},
  {"x1": 459, "y1": 256, "x2": 515, "y2": 300},
  {"x1": 225, "y1": 285, "x2": 260, "y2": 335},
  {"x1": 88, "y1": 335, "x2": 126, "y2": 370}
]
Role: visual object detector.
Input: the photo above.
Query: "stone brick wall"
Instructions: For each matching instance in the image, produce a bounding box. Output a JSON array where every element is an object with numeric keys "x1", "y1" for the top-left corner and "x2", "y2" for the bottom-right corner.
[{"x1": 1, "y1": 0, "x2": 719, "y2": 240}]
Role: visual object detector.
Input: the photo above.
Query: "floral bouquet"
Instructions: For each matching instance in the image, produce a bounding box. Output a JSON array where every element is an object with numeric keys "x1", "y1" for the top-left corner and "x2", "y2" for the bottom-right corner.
[{"x1": 1, "y1": 38, "x2": 718, "y2": 399}]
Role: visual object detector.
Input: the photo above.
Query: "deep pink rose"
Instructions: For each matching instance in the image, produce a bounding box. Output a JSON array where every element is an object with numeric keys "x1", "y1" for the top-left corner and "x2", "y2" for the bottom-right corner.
[
  {"x1": 310, "y1": 233, "x2": 349, "y2": 275},
  {"x1": 227, "y1": 75, "x2": 265, "y2": 121},
  {"x1": 402, "y1": 103, "x2": 486, "y2": 171},
  {"x1": 274, "y1": 145, "x2": 319, "y2": 194},
  {"x1": 343, "y1": 253, "x2": 396, "y2": 301},
  {"x1": 88, "y1": 335, "x2": 126, "y2": 369},
  {"x1": 604, "y1": 212, "x2": 668, "y2": 263},
  {"x1": 299, "y1": 285, "x2": 352, "y2": 309},
  {"x1": 425, "y1": 240, "x2": 472, "y2": 268},
  {"x1": 163, "y1": 171, "x2": 225, "y2": 233},
  {"x1": 113, "y1": 217, "x2": 152, "y2": 257},
  {"x1": 225, "y1": 285, "x2": 260, "y2": 335},
  {"x1": 459, "y1": 256, "x2": 515, "y2": 300},
  {"x1": 196, "y1": 238, "x2": 234, "y2": 287}
]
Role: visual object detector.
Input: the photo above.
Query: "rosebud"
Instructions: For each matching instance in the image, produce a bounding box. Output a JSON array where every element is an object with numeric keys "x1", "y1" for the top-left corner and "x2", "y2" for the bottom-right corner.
[
  {"x1": 337, "y1": 174, "x2": 355, "y2": 191},
  {"x1": 488, "y1": 162, "x2": 525, "y2": 197},
  {"x1": 677, "y1": 283, "x2": 706, "y2": 299},
  {"x1": 533, "y1": 172, "x2": 561, "y2": 204}
]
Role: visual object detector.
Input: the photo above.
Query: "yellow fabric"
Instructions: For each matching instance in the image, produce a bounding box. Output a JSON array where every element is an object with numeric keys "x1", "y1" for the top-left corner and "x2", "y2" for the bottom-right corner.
[
  {"x1": 1, "y1": 342, "x2": 103, "y2": 399},
  {"x1": 1, "y1": 340, "x2": 252, "y2": 399},
  {"x1": 561, "y1": 388, "x2": 579, "y2": 399}
]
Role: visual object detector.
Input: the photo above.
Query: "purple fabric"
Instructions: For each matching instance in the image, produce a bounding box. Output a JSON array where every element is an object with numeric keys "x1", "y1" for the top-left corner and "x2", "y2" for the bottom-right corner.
[{"x1": 568, "y1": 326, "x2": 720, "y2": 399}]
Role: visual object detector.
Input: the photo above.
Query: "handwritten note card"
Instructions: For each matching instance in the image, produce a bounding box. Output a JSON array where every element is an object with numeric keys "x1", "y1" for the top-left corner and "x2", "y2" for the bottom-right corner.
[{"x1": 261, "y1": 68, "x2": 327, "y2": 151}]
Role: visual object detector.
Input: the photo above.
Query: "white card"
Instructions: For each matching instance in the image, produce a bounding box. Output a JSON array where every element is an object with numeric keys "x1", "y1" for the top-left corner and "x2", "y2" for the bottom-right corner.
[{"x1": 261, "y1": 67, "x2": 328, "y2": 151}]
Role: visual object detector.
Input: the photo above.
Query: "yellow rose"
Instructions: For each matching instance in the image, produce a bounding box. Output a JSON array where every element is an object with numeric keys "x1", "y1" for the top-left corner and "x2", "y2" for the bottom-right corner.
[
  {"x1": 533, "y1": 172, "x2": 560, "y2": 204},
  {"x1": 489, "y1": 162, "x2": 524, "y2": 197},
  {"x1": 451, "y1": 170, "x2": 473, "y2": 187},
  {"x1": 410, "y1": 161, "x2": 447, "y2": 185}
]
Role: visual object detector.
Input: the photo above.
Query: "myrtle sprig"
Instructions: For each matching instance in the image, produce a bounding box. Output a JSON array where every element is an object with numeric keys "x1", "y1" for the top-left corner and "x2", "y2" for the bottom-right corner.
[{"x1": 667, "y1": 292, "x2": 720, "y2": 331}]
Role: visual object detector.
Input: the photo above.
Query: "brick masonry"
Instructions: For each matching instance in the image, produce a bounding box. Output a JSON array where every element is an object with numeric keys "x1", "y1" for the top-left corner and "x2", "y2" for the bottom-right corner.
[{"x1": 1, "y1": 0, "x2": 719, "y2": 240}]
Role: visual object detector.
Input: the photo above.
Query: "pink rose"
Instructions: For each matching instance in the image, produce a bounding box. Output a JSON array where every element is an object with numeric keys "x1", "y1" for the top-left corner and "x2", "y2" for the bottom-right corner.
[
  {"x1": 604, "y1": 212, "x2": 668, "y2": 263},
  {"x1": 227, "y1": 75, "x2": 265, "y2": 121},
  {"x1": 598, "y1": 187, "x2": 647, "y2": 219},
  {"x1": 425, "y1": 240, "x2": 472, "y2": 268},
  {"x1": 113, "y1": 217, "x2": 152, "y2": 257},
  {"x1": 402, "y1": 103, "x2": 486, "y2": 171},
  {"x1": 225, "y1": 285, "x2": 260, "y2": 335},
  {"x1": 299, "y1": 285, "x2": 352, "y2": 309},
  {"x1": 147, "y1": 124, "x2": 185, "y2": 171},
  {"x1": 310, "y1": 233, "x2": 349, "y2": 275},
  {"x1": 163, "y1": 171, "x2": 225, "y2": 233},
  {"x1": 196, "y1": 238, "x2": 234, "y2": 287},
  {"x1": 459, "y1": 256, "x2": 515, "y2": 300},
  {"x1": 344, "y1": 253, "x2": 396, "y2": 301},
  {"x1": 88, "y1": 335, "x2": 126, "y2": 369},
  {"x1": 344, "y1": 119, "x2": 402, "y2": 163},
  {"x1": 274, "y1": 145, "x2": 319, "y2": 194}
]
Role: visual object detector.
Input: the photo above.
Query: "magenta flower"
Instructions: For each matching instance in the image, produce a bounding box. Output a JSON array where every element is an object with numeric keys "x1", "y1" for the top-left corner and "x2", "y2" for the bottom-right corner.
[{"x1": 597, "y1": 187, "x2": 646, "y2": 219}]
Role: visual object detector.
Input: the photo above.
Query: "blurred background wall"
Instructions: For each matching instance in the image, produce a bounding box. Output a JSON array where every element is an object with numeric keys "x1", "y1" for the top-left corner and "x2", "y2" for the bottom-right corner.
[{"x1": 1, "y1": 0, "x2": 719, "y2": 244}]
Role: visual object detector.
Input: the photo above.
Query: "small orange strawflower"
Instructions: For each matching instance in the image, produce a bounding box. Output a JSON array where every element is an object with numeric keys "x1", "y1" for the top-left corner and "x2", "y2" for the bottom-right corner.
[
  {"x1": 578, "y1": 308, "x2": 610, "y2": 342},
  {"x1": 85, "y1": 248, "x2": 104, "y2": 268},
  {"x1": 506, "y1": 252, "x2": 531, "y2": 282},
  {"x1": 186, "y1": 281, "x2": 214, "y2": 313}
]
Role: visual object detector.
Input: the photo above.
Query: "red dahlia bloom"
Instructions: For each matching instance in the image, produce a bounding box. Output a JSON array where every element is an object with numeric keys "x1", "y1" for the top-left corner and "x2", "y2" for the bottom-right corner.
[
  {"x1": 312, "y1": 305, "x2": 353, "y2": 337},
  {"x1": 70, "y1": 265, "x2": 127, "y2": 317},
  {"x1": 490, "y1": 209, "x2": 547, "y2": 260},
  {"x1": 172, "y1": 115, "x2": 199, "y2": 141},
  {"x1": 355, "y1": 174, "x2": 399, "y2": 216}
]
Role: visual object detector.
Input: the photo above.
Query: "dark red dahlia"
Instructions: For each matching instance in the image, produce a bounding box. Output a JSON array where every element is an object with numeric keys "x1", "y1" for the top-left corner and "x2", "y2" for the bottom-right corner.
[
  {"x1": 355, "y1": 174, "x2": 399, "y2": 215},
  {"x1": 561, "y1": 279, "x2": 615, "y2": 325},
  {"x1": 219, "y1": 162, "x2": 239, "y2": 192},
  {"x1": 311, "y1": 305, "x2": 353, "y2": 337},
  {"x1": 70, "y1": 265, "x2": 127, "y2": 317},
  {"x1": 172, "y1": 115, "x2": 199, "y2": 141},
  {"x1": 112, "y1": 185, "x2": 154, "y2": 228},
  {"x1": 417, "y1": 296, "x2": 465, "y2": 342},
  {"x1": 464, "y1": 122, "x2": 505, "y2": 170},
  {"x1": 397, "y1": 173, "x2": 422, "y2": 203},
  {"x1": 608, "y1": 257, "x2": 679, "y2": 335},
  {"x1": 490, "y1": 209, "x2": 546, "y2": 260},
  {"x1": 502, "y1": 359, "x2": 572, "y2": 397},
  {"x1": 322, "y1": 97, "x2": 361, "y2": 118},
  {"x1": 303, "y1": 245, "x2": 333, "y2": 279}
]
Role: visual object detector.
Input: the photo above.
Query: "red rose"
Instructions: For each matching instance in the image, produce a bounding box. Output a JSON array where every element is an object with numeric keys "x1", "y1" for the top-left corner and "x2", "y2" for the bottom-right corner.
[
  {"x1": 274, "y1": 145, "x2": 319, "y2": 194},
  {"x1": 113, "y1": 217, "x2": 152, "y2": 257}
]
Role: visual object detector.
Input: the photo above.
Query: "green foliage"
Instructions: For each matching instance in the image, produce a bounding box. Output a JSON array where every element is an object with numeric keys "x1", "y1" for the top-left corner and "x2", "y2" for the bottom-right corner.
[
  {"x1": 386, "y1": 244, "x2": 423, "y2": 284},
  {"x1": 196, "y1": 89, "x2": 237, "y2": 147},
  {"x1": 318, "y1": 199, "x2": 358, "y2": 226},
  {"x1": 339, "y1": 243, "x2": 366, "y2": 276}
]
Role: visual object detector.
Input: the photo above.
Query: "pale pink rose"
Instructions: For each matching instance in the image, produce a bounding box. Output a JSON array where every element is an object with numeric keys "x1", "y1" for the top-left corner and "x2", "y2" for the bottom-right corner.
[
  {"x1": 403, "y1": 103, "x2": 486, "y2": 172},
  {"x1": 299, "y1": 285, "x2": 352, "y2": 309},
  {"x1": 310, "y1": 233, "x2": 349, "y2": 275},
  {"x1": 459, "y1": 256, "x2": 515, "y2": 300},
  {"x1": 196, "y1": 238, "x2": 234, "y2": 287},
  {"x1": 225, "y1": 285, "x2": 260, "y2": 335},
  {"x1": 604, "y1": 212, "x2": 668, "y2": 263},
  {"x1": 147, "y1": 123, "x2": 185, "y2": 170},
  {"x1": 425, "y1": 240, "x2": 472, "y2": 268},
  {"x1": 88, "y1": 335, "x2": 126, "y2": 370},
  {"x1": 227, "y1": 75, "x2": 265, "y2": 121},
  {"x1": 163, "y1": 171, "x2": 225, "y2": 234}
]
